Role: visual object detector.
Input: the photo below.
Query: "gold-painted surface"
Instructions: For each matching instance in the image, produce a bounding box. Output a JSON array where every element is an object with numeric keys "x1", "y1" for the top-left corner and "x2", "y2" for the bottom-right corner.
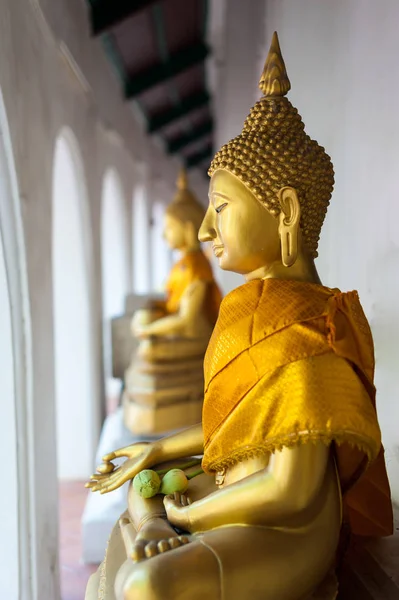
[
  {"x1": 164, "y1": 250, "x2": 221, "y2": 326},
  {"x1": 86, "y1": 33, "x2": 392, "y2": 600},
  {"x1": 208, "y1": 31, "x2": 334, "y2": 258},
  {"x1": 130, "y1": 169, "x2": 221, "y2": 341},
  {"x1": 259, "y1": 31, "x2": 291, "y2": 97},
  {"x1": 124, "y1": 170, "x2": 221, "y2": 436}
]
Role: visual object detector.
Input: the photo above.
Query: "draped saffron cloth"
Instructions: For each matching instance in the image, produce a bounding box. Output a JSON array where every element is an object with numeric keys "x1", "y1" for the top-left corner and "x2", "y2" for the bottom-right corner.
[
  {"x1": 165, "y1": 250, "x2": 222, "y2": 326},
  {"x1": 202, "y1": 278, "x2": 393, "y2": 538}
]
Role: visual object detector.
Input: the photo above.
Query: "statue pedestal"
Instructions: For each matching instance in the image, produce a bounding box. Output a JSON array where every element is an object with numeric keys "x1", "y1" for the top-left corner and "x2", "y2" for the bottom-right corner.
[
  {"x1": 81, "y1": 407, "x2": 182, "y2": 564},
  {"x1": 123, "y1": 339, "x2": 205, "y2": 435}
]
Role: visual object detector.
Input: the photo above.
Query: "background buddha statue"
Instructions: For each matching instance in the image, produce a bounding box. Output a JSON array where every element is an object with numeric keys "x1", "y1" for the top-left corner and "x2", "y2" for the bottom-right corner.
[
  {"x1": 87, "y1": 33, "x2": 392, "y2": 600},
  {"x1": 123, "y1": 169, "x2": 222, "y2": 435}
]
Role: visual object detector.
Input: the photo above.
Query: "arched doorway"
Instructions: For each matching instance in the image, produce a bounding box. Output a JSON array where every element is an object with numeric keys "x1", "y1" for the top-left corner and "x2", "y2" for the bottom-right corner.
[
  {"x1": 132, "y1": 180, "x2": 151, "y2": 294},
  {"x1": 0, "y1": 91, "x2": 35, "y2": 598},
  {"x1": 101, "y1": 169, "x2": 129, "y2": 412},
  {"x1": 151, "y1": 199, "x2": 171, "y2": 292},
  {"x1": 52, "y1": 129, "x2": 97, "y2": 479}
]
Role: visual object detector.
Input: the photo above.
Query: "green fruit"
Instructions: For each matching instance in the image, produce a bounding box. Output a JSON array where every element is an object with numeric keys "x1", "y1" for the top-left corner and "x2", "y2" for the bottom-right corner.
[
  {"x1": 133, "y1": 470, "x2": 161, "y2": 498},
  {"x1": 160, "y1": 469, "x2": 188, "y2": 495}
]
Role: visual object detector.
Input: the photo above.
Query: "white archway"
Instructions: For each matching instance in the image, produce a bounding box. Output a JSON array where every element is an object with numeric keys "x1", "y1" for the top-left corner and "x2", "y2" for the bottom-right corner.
[
  {"x1": 151, "y1": 199, "x2": 171, "y2": 292},
  {"x1": 101, "y1": 169, "x2": 129, "y2": 410},
  {"x1": 52, "y1": 129, "x2": 97, "y2": 479},
  {"x1": 132, "y1": 180, "x2": 151, "y2": 294},
  {"x1": 0, "y1": 91, "x2": 36, "y2": 598}
]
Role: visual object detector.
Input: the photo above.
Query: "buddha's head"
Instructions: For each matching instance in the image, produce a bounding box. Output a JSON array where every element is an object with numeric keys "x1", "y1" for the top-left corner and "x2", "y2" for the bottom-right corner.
[
  {"x1": 164, "y1": 168, "x2": 206, "y2": 252},
  {"x1": 199, "y1": 32, "x2": 334, "y2": 276}
]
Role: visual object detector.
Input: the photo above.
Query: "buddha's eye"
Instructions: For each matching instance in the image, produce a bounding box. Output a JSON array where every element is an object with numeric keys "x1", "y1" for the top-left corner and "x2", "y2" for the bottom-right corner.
[{"x1": 215, "y1": 202, "x2": 227, "y2": 214}]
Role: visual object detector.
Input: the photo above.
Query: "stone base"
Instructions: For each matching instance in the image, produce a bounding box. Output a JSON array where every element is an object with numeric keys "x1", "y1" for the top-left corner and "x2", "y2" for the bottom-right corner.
[{"x1": 123, "y1": 394, "x2": 203, "y2": 435}]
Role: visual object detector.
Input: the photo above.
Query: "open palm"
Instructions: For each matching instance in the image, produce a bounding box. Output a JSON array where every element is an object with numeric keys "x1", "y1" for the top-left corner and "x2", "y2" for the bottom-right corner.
[{"x1": 86, "y1": 442, "x2": 158, "y2": 494}]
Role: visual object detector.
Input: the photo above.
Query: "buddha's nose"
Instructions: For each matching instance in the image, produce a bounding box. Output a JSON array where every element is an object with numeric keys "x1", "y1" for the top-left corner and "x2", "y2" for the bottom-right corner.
[{"x1": 198, "y1": 206, "x2": 216, "y2": 242}]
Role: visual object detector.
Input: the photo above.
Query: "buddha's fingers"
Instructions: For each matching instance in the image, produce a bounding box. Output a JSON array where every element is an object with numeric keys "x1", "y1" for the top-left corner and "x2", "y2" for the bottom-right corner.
[
  {"x1": 85, "y1": 482, "x2": 103, "y2": 491},
  {"x1": 96, "y1": 462, "x2": 115, "y2": 475},
  {"x1": 96, "y1": 469, "x2": 126, "y2": 493},
  {"x1": 89, "y1": 473, "x2": 109, "y2": 481},
  {"x1": 102, "y1": 452, "x2": 117, "y2": 462},
  {"x1": 180, "y1": 494, "x2": 191, "y2": 507},
  {"x1": 85, "y1": 476, "x2": 109, "y2": 489},
  {"x1": 102, "y1": 445, "x2": 134, "y2": 462}
]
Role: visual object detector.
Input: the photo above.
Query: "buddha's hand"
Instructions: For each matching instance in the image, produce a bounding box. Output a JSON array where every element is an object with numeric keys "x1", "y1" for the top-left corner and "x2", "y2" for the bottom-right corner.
[
  {"x1": 133, "y1": 325, "x2": 151, "y2": 339},
  {"x1": 164, "y1": 491, "x2": 193, "y2": 533},
  {"x1": 85, "y1": 442, "x2": 159, "y2": 494}
]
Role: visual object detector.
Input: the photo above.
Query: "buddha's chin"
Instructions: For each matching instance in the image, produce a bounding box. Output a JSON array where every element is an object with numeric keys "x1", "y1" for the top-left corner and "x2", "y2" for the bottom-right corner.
[{"x1": 217, "y1": 255, "x2": 236, "y2": 272}]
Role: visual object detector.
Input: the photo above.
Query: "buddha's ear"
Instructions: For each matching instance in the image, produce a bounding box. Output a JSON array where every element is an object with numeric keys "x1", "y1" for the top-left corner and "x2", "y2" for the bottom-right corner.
[{"x1": 277, "y1": 186, "x2": 301, "y2": 267}]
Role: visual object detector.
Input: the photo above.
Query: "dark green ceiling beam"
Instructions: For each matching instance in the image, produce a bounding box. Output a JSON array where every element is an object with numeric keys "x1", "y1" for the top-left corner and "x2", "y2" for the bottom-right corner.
[
  {"x1": 186, "y1": 145, "x2": 213, "y2": 169},
  {"x1": 125, "y1": 43, "x2": 209, "y2": 99},
  {"x1": 147, "y1": 91, "x2": 210, "y2": 133},
  {"x1": 167, "y1": 120, "x2": 213, "y2": 154},
  {"x1": 89, "y1": 0, "x2": 160, "y2": 35}
]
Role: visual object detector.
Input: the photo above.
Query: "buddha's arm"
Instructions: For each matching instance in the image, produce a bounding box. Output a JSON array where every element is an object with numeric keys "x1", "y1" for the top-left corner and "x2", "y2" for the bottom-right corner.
[
  {"x1": 155, "y1": 422, "x2": 204, "y2": 461},
  {"x1": 136, "y1": 280, "x2": 207, "y2": 337},
  {"x1": 87, "y1": 424, "x2": 204, "y2": 493},
  {"x1": 165, "y1": 442, "x2": 330, "y2": 532}
]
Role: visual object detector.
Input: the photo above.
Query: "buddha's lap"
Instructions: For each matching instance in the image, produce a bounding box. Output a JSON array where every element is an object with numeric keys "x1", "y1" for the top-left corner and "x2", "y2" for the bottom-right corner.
[{"x1": 116, "y1": 525, "x2": 338, "y2": 600}]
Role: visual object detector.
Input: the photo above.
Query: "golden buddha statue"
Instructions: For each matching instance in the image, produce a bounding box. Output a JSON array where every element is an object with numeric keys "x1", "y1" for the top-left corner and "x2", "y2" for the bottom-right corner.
[
  {"x1": 123, "y1": 169, "x2": 222, "y2": 434},
  {"x1": 86, "y1": 33, "x2": 393, "y2": 600}
]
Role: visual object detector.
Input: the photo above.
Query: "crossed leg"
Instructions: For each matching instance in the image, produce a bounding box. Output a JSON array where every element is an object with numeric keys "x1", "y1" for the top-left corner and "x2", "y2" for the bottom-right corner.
[{"x1": 115, "y1": 523, "x2": 338, "y2": 600}]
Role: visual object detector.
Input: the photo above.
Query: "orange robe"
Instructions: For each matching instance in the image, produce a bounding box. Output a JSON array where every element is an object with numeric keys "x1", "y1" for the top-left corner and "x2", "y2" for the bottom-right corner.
[
  {"x1": 165, "y1": 250, "x2": 222, "y2": 327},
  {"x1": 202, "y1": 278, "x2": 393, "y2": 538}
]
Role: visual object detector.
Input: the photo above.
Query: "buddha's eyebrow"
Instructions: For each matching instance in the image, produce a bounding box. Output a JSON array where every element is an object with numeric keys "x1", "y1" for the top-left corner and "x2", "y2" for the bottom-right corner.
[{"x1": 208, "y1": 191, "x2": 230, "y2": 204}]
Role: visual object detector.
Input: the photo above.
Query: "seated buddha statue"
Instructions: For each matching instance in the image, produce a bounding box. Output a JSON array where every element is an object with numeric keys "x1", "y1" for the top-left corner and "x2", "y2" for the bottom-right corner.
[
  {"x1": 123, "y1": 169, "x2": 222, "y2": 435},
  {"x1": 86, "y1": 33, "x2": 393, "y2": 600}
]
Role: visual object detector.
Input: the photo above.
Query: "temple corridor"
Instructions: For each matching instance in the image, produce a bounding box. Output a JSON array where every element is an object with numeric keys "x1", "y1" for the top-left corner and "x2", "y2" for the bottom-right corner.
[{"x1": 1, "y1": 0, "x2": 399, "y2": 599}]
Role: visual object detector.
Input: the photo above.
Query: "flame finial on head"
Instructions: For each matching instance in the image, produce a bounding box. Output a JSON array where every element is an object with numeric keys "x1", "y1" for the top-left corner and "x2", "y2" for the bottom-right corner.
[
  {"x1": 176, "y1": 167, "x2": 188, "y2": 193},
  {"x1": 259, "y1": 31, "x2": 291, "y2": 97},
  {"x1": 167, "y1": 167, "x2": 206, "y2": 230}
]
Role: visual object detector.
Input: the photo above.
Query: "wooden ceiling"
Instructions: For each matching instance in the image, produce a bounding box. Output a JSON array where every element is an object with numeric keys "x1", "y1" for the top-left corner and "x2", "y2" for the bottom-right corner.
[{"x1": 88, "y1": 0, "x2": 213, "y2": 173}]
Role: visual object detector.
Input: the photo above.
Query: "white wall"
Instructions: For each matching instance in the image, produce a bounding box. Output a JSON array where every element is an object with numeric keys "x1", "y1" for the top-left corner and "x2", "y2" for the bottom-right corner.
[
  {"x1": 132, "y1": 180, "x2": 151, "y2": 294},
  {"x1": 52, "y1": 131, "x2": 97, "y2": 480},
  {"x1": 132, "y1": 165, "x2": 155, "y2": 295},
  {"x1": 208, "y1": 0, "x2": 267, "y2": 292},
  {"x1": 0, "y1": 176, "x2": 19, "y2": 600},
  {"x1": 101, "y1": 168, "x2": 129, "y2": 400},
  {"x1": 262, "y1": 0, "x2": 399, "y2": 501},
  {"x1": 0, "y1": 0, "x2": 206, "y2": 594},
  {"x1": 151, "y1": 197, "x2": 171, "y2": 293},
  {"x1": 0, "y1": 88, "x2": 40, "y2": 599}
]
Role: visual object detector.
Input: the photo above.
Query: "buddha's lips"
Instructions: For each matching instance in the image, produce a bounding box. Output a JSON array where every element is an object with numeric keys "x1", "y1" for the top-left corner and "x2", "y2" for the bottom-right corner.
[{"x1": 212, "y1": 245, "x2": 224, "y2": 257}]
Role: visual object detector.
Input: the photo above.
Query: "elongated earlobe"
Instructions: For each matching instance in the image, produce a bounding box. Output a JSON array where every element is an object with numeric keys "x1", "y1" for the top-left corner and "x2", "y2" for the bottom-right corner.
[{"x1": 278, "y1": 187, "x2": 301, "y2": 267}]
